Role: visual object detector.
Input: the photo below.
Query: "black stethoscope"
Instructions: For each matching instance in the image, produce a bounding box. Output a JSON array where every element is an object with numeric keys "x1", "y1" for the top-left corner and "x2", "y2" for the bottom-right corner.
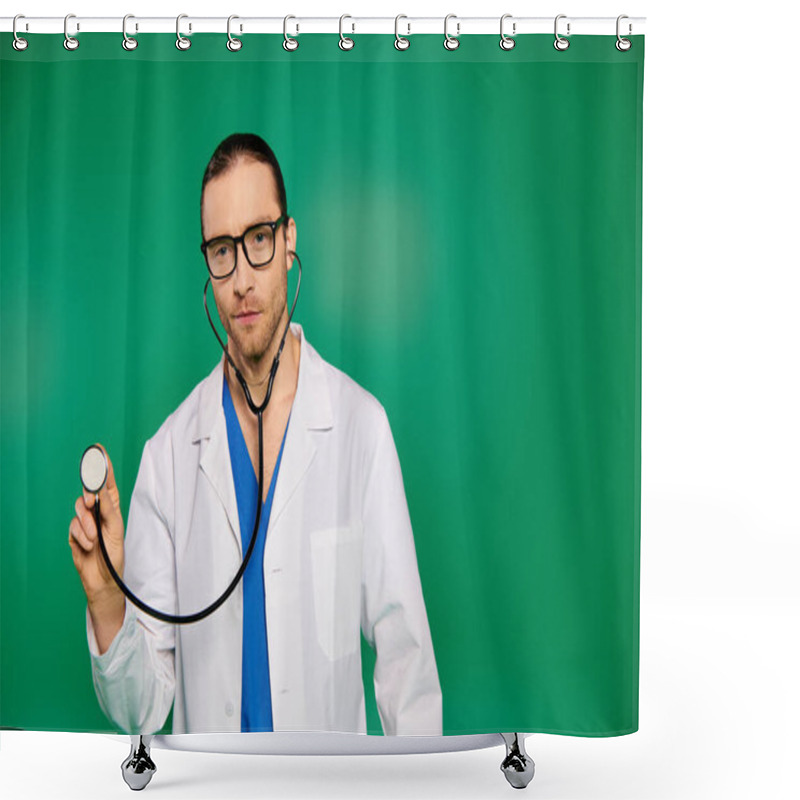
[{"x1": 79, "y1": 253, "x2": 302, "y2": 625}]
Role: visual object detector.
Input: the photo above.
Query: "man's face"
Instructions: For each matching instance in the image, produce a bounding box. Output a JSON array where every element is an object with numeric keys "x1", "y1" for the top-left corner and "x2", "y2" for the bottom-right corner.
[{"x1": 201, "y1": 158, "x2": 296, "y2": 366}]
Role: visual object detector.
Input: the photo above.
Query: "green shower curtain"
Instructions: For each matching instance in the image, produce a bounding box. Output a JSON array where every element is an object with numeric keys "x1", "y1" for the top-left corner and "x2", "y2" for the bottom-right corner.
[{"x1": 0, "y1": 31, "x2": 644, "y2": 736}]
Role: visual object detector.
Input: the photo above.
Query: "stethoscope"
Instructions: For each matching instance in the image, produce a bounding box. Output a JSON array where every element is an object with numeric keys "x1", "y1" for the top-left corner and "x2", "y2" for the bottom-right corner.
[{"x1": 79, "y1": 252, "x2": 302, "y2": 625}]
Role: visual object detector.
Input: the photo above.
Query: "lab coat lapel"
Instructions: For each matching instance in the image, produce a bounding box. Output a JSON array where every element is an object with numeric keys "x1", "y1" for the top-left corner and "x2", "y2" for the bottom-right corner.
[
  {"x1": 195, "y1": 359, "x2": 242, "y2": 558},
  {"x1": 192, "y1": 323, "x2": 333, "y2": 556},
  {"x1": 269, "y1": 323, "x2": 333, "y2": 531}
]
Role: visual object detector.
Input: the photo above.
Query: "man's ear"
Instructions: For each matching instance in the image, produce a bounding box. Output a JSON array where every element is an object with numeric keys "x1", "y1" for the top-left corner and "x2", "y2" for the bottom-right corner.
[{"x1": 285, "y1": 217, "x2": 297, "y2": 258}]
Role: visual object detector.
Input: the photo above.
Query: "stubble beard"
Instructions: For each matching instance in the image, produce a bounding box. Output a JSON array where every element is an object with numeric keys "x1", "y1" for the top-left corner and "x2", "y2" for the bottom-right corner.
[{"x1": 225, "y1": 279, "x2": 287, "y2": 376}]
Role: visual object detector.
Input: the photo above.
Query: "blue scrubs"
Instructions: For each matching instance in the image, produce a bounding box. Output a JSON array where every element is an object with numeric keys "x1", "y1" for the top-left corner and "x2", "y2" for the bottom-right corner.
[{"x1": 223, "y1": 378, "x2": 290, "y2": 733}]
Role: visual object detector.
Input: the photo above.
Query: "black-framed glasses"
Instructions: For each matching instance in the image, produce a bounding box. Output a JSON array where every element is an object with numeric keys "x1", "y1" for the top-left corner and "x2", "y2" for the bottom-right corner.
[{"x1": 200, "y1": 215, "x2": 287, "y2": 279}]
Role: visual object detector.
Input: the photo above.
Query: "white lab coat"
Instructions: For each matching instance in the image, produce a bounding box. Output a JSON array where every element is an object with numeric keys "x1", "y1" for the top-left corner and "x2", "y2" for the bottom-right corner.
[{"x1": 86, "y1": 322, "x2": 442, "y2": 736}]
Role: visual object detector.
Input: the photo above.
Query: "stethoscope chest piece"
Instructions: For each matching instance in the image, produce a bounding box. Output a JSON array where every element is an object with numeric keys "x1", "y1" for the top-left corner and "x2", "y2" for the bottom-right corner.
[{"x1": 80, "y1": 444, "x2": 108, "y2": 494}]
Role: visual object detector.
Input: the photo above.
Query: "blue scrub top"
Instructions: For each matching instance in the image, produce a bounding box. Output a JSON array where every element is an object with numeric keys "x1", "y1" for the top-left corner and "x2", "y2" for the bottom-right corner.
[{"x1": 223, "y1": 377, "x2": 290, "y2": 733}]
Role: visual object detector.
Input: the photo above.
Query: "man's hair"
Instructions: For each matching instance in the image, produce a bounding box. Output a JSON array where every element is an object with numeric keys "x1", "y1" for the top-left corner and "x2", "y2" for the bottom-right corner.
[{"x1": 200, "y1": 133, "x2": 288, "y2": 235}]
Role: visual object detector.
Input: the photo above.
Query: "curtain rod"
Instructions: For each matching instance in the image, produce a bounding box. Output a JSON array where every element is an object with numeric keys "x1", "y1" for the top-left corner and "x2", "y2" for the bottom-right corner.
[{"x1": 2, "y1": 16, "x2": 646, "y2": 37}]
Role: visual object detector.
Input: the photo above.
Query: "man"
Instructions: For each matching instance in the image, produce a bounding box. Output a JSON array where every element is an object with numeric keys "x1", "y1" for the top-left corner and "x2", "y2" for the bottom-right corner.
[{"x1": 68, "y1": 133, "x2": 442, "y2": 736}]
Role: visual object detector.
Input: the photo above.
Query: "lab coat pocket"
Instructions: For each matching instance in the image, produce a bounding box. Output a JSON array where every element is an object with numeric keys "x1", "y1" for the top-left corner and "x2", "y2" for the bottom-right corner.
[{"x1": 310, "y1": 525, "x2": 363, "y2": 661}]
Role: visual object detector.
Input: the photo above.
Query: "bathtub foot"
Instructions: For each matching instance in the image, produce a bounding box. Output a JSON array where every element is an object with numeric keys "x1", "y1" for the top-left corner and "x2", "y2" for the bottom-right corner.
[
  {"x1": 500, "y1": 733, "x2": 535, "y2": 789},
  {"x1": 121, "y1": 735, "x2": 156, "y2": 791}
]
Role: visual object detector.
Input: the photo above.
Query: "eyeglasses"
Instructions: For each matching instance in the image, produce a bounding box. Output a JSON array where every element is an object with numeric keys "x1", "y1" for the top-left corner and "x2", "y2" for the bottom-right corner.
[{"x1": 200, "y1": 215, "x2": 287, "y2": 279}]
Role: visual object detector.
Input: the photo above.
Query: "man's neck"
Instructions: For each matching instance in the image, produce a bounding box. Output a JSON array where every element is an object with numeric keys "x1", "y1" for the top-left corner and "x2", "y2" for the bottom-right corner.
[{"x1": 225, "y1": 324, "x2": 301, "y2": 413}]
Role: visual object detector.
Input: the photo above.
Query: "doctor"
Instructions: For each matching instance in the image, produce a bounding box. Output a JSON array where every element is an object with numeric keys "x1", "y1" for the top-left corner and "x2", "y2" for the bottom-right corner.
[{"x1": 68, "y1": 132, "x2": 442, "y2": 736}]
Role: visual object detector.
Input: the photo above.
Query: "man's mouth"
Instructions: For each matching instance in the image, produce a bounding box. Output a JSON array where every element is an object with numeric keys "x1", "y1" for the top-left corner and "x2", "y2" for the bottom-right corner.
[{"x1": 234, "y1": 310, "x2": 261, "y2": 325}]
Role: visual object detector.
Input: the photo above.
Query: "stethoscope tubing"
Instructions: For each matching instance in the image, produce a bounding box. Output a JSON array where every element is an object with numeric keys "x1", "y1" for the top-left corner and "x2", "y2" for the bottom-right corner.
[
  {"x1": 92, "y1": 253, "x2": 302, "y2": 625},
  {"x1": 92, "y1": 410, "x2": 265, "y2": 625}
]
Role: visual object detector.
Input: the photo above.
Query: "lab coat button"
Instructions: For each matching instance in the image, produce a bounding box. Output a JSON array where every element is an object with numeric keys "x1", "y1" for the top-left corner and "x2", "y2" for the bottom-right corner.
[{"x1": 225, "y1": 701, "x2": 234, "y2": 717}]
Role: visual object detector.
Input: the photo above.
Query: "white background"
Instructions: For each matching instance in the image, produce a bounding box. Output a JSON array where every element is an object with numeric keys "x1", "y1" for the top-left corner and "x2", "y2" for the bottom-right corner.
[{"x1": 2, "y1": 1, "x2": 798, "y2": 798}]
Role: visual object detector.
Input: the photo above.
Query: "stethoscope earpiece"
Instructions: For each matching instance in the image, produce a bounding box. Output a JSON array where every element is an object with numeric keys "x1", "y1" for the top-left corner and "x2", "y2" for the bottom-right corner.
[{"x1": 80, "y1": 444, "x2": 108, "y2": 495}]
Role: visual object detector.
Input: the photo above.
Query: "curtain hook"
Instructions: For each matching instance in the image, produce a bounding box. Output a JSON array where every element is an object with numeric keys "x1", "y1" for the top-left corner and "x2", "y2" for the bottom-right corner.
[
  {"x1": 122, "y1": 14, "x2": 138, "y2": 51},
  {"x1": 394, "y1": 14, "x2": 410, "y2": 51},
  {"x1": 283, "y1": 15, "x2": 299, "y2": 51},
  {"x1": 339, "y1": 14, "x2": 354, "y2": 50},
  {"x1": 227, "y1": 15, "x2": 242, "y2": 51},
  {"x1": 64, "y1": 13, "x2": 79, "y2": 50},
  {"x1": 176, "y1": 13, "x2": 192, "y2": 50},
  {"x1": 12, "y1": 14, "x2": 29, "y2": 51},
  {"x1": 553, "y1": 14, "x2": 570, "y2": 51},
  {"x1": 616, "y1": 15, "x2": 632, "y2": 51},
  {"x1": 444, "y1": 14, "x2": 460, "y2": 51},
  {"x1": 499, "y1": 14, "x2": 515, "y2": 51}
]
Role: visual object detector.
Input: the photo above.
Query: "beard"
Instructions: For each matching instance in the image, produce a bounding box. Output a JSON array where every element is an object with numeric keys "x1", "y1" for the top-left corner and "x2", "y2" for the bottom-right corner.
[{"x1": 220, "y1": 276, "x2": 287, "y2": 369}]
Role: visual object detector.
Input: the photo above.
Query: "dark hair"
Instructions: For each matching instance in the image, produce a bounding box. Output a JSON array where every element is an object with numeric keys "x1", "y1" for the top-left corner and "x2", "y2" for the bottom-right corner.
[{"x1": 200, "y1": 133, "x2": 288, "y2": 236}]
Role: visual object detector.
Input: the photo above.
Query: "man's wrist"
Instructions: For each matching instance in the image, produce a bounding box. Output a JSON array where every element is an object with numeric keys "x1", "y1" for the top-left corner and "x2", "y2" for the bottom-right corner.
[
  {"x1": 88, "y1": 587, "x2": 125, "y2": 625},
  {"x1": 88, "y1": 591, "x2": 126, "y2": 656}
]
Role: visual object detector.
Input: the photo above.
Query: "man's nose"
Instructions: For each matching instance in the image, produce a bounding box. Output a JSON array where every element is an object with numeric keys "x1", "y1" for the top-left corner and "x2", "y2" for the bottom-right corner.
[{"x1": 232, "y1": 240, "x2": 255, "y2": 293}]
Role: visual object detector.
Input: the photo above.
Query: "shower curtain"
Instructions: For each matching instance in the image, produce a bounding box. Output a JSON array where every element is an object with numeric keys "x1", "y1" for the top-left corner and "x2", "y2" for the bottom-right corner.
[{"x1": 0, "y1": 28, "x2": 644, "y2": 738}]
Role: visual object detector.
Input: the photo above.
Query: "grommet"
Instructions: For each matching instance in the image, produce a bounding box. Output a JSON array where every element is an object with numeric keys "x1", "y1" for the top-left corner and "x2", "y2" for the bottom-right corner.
[
  {"x1": 499, "y1": 14, "x2": 516, "y2": 51},
  {"x1": 12, "y1": 14, "x2": 29, "y2": 51},
  {"x1": 395, "y1": 14, "x2": 410, "y2": 51},
  {"x1": 64, "y1": 13, "x2": 79, "y2": 51},
  {"x1": 283, "y1": 15, "x2": 299, "y2": 51},
  {"x1": 616, "y1": 15, "x2": 632, "y2": 51},
  {"x1": 339, "y1": 14, "x2": 354, "y2": 51},
  {"x1": 176, "y1": 13, "x2": 191, "y2": 50},
  {"x1": 444, "y1": 14, "x2": 460, "y2": 51},
  {"x1": 554, "y1": 14, "x2": 570, "y2": 51},
  {"x1": 122, "y1": 14, "x2": 138, "y2": 51},
  {"x1": 227, "y1": 14, "x2": 242, "y2": 52}
]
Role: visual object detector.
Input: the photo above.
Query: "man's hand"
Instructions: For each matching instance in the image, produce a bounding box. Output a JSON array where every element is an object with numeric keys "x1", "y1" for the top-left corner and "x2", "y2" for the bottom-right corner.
[{"x1": 69, "y1": 444, "x2": 126, "y2": 653}]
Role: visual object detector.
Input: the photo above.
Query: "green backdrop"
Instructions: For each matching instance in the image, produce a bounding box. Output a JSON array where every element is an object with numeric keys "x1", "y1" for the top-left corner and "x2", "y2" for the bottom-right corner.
[{"x1": 0, "y1": 32, "x2": 643, "y2": 736}]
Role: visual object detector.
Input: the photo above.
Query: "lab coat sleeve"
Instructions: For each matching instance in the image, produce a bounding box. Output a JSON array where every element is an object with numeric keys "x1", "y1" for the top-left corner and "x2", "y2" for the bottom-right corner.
[
  {"x1": 360, "y1": 408, "x2": 443, "y2": 735},
  {"x1": 86, "y1": 438, "x2": 176, "y2": 734}
]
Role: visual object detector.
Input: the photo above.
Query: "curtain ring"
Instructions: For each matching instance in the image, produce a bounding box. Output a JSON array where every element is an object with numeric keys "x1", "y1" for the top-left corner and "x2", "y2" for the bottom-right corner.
[
  {"x1": 122, "y1": 14, "x2": 138, "y2": 51},
  {"x1": 499, "y1": 14, "x2": 515, "y2": 51},
  {"x1": 339, "y1": 15, "x2": 354, "y2": 50},
  {"x1": 12, "y1": 14, "x2": 28, "y2": 51},
  {"x1": 394, "y1": 15, "x2": 410, "y2": 51},
  {"x1": 64, "y1": 13, "x2": 79, "y2": 50},
  {"x1": 616, "y1": 15, "x2": 632, "y2": 51},
  {"x1": 283, "y1": 15, "x2": 299, "y2": 51},
  {"x1": 227, "y1": 15, "x2": 242, "y2": 51},
  {"x1": 176, "y1": 14, "x2": 191, "y2": 50},
  {"x1": 443, "y1": 14, "x2": 459, "y2": 51},
  {"x1": 553, "y1": 14, "x2": 570, "y2": 51}
]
